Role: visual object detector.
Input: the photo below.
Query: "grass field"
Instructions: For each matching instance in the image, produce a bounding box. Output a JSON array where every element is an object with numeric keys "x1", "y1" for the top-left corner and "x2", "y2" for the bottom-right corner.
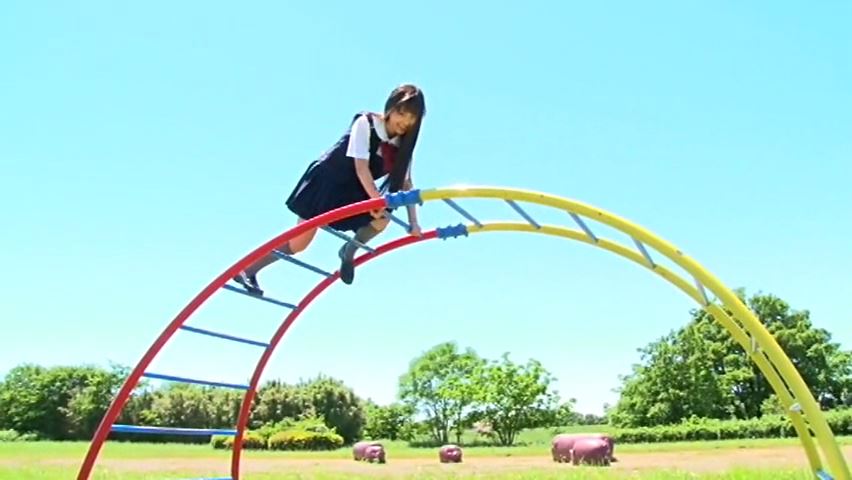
[{"x1": 1, "y1": 432, "x2": 850, "y2": 479}]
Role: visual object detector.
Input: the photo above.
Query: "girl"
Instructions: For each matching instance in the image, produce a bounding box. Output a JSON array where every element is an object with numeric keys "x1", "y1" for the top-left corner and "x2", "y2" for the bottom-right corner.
[{"x1": 234, "y1": 84, "x2": 426, "y2": 293}]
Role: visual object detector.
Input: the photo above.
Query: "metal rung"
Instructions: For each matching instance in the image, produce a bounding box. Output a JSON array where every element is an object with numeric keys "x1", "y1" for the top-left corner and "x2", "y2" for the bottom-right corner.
[
  {"x1": 505, "y1": 200, "x2": 540, "y2": 228},
  {"x1": 443, "y1": 199, "x2": 482, "y2": 227},
  {"x1": 789, "y1": 403, "x2": 802, "y2": 413},
  {"x1": 179, "y1": 325, "x2": 269, "y2": 348},
  {"x1": 111, "y1": 424, "x2": 237, "y2": 436},
  {"x1": 569, "y1": 212, "x2": 598, "y2": 243},
  {"x1": 632, "y1": 238, "x2": 655, "y2": 268},
  {"x1": 388, "y1": 212, "x2": 411, "y2": 231},
  {"x1": 321, "y1": 226, "x2": 377, "y2": 253},
  {"x1": 816, "y1": 470, "x2": 835, "y2": 480},
  {"x1": 272, "y1": 251, "x2": 332, "y2": 277},
  {"x1": 750, "y1": 335, "x2": 758, "y2": 353},
  {"x1": 142, "y1": 372, "x2": 250, "y2": 390},
  {"x1": 694, "y1": 278, "x2": 710, "y2": 306},
  {"x1": 222, "y1": 284, "x2": 297, "y2": 309}
]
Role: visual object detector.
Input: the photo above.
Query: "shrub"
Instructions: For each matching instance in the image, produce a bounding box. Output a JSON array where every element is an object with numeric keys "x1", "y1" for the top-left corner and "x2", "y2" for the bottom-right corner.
[
  {"x1": 211, "y1": 435, "x2": 231, "y2": 450},
  {"x1": 610, "y1": 408, "x2": 852, "y2": 444},
  {"x1": 267, "y1": 430, "x2": 344, "y2": 451},
  {"x1": 211, "y1": 431, "x2": 266, "y2": 450},
  {"x1": 243, "y1": 432, "x2": 266, "y2": 450},
  {"x1": 0, "y1": 430, "x2": 37, "y2": 442}
]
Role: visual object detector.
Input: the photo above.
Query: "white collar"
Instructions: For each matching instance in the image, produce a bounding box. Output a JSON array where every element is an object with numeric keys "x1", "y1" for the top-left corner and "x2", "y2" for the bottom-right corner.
[{"x1": 373, "y1": 115, "x2": 401, "y2": 146}]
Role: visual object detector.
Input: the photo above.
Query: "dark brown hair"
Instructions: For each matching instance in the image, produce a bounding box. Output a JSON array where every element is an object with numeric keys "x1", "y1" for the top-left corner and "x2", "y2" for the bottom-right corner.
[{"x1": 381, "y1": 84, "x2": 426, "y2": 193}]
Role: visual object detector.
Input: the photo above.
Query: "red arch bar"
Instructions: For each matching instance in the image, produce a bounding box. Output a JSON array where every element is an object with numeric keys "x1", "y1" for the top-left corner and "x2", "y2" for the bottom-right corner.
[
  {"x1": 77, "y1": 196, "x2": 391, "y2": 480},
  {"x1": 230, "y1": 230, "x2": 436, "y2": 478}
]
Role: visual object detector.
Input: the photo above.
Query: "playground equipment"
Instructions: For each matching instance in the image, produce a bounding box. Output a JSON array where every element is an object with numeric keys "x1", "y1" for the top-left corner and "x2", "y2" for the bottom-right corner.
[
  {"x1": 552, "y1": 433, "x2": 615, "y2": 463},
  {"x1": 76, "y1": 185, "x2": 850, "y2": 480},
  {"x1": 352, "y1": 441, "x2": 386, "y2": 463},
  {"x1": 439, "y1": 444, "x2": 463, "y2": 463}
]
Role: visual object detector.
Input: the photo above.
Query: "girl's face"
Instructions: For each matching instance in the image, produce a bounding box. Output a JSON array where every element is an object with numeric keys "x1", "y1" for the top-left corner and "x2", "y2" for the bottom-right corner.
[{"x1": 386, "y1": 108, "x2": 418, "y2": 138}]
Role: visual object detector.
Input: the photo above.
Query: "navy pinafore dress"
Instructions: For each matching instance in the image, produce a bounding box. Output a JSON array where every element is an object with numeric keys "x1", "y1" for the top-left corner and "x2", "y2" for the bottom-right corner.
[{"x1": 285, "y1": 112, "x2": 398, "y2": 232}]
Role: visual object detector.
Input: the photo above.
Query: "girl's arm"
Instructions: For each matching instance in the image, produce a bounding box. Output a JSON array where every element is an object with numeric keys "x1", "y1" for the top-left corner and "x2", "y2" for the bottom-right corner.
[
  {"x1": 355, "y1": 159, "x2": 382, "y2": 199},
  {"x1": 403, "y1": 176, "x2": 420, "y2": 232},
  {"x1": 347, "y1": 114, "x2": 382, "y2": 200}
]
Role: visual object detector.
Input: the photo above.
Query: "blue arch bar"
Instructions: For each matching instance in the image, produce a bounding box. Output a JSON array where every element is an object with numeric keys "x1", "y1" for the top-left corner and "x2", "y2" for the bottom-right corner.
[{"x1": 111, "y1": 424, "x2": 237, "y2": 436}]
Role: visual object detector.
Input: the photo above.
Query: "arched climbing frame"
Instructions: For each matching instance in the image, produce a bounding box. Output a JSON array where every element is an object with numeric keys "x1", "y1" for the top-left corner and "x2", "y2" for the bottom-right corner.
[{"x1": 77, "y1": 186, "x2": 850, "y2": 480}]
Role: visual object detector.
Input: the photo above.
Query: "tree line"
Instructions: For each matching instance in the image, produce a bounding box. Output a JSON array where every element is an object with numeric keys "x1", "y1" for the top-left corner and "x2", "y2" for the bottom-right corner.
[
  {"x1": 1, "y1": 290, "x2": 848, "y2": 446},
  {"x1": 608, "y1": 291, "x2": 852, "y2": 427}
]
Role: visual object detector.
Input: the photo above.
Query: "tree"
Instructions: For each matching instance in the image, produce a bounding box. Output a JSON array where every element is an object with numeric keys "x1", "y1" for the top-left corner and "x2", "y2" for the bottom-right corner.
[
  {"x1": 250, "y1": 376, "x2": 366, "y2": 444},
  {"x1": 251, "y1": 381, "x2": 308, "y2": 428},
  {"x1": 398, "y1": 342, "x2": 485, "y2": 445},
  {"x1": 471, "y1": 353, "x2": 558, "y2": 446},
  {"x1": 552, "y1": 398, "x2": 580, "y2": 425},
  {"x1": 610, "y1": 291, "x2": 852, "y2": 427},
  {"x1": 299, "y1": 375, "x2": 366, "y2": 444},
  {"x1": 0, "y1": 363, "x2": 127, "y2": 440},
  {"x1": 363, "y1": 401, "x2": 415, "y2": 441}
]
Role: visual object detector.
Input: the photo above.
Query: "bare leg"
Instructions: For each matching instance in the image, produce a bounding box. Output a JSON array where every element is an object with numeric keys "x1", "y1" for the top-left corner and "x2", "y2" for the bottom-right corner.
[
  {"x1": 235, "y1": 219, "x2": 319, "y2": 295},
  {"x1": 338, "y1": 215, "x2": 390, "y2": 285}
]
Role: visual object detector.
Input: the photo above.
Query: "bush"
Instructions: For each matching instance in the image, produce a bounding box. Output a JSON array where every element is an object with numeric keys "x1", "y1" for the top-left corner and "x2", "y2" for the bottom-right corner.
[
  {"x1": 243, "y1": 432, "x2": 266, "y2": 450},
  {"x1": 211, "y1": 431, "x2": 266, "y2": 450},
  {"x1": 828, "y1": 408, "x2": 852, "y2": 435},
  {"x1": 610, "y1": 408, "x2": 852, "y2": 444},
  {"x1": 267, "y1": 430, "x2": 344, "y2": 451},
  {"x1": 0, "y1": 430, "x2": 37, "y2": 442},
  {"x1": 211, "y1": 435, "x2": 231, "y2": 450}
]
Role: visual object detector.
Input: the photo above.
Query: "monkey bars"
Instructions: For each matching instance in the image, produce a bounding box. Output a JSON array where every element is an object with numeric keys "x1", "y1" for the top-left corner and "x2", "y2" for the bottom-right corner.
[{"x1": 77, "y1": 185, "x2": 850, "y2": 480}]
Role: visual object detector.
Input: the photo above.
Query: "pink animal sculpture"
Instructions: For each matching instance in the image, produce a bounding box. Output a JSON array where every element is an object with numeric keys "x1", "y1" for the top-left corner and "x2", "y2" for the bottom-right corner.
[
  {"x1": 352, "y1": 440, "x2": 386, "y2": 463},
  {"x1": 438, "y1": 444, "x2": 463, "y2": 463},
  {"x1": 570, "y1": 436, "x2": 611, "y2": 466},
  {"x1": 551, "y1": 433, "x2": 616, "y2": 463}
]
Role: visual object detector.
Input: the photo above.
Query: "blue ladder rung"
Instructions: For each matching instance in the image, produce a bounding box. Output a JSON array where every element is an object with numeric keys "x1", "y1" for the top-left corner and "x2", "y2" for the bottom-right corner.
[
  {"x1": 632, "y1": 237, "x2": 656, "y2": 268},
  {"x1": 272, "y1": 250, "x2": 332, "y2": 277},
  {"x1": 179, "y1": 325, "x2": 269, "y2": 348},
  {"x1": 111, "y1": 424, "x2": 237, "y2": 436},
  {"x1": 221, "y1": 284, "x2": 297, "y2": 309},
  {"x1": 505, "y1": 199, "x2": 540, "y2": 228},
  {"x1": 142, "y1": 372, "x2": 250, "y2": 390},
  {"x1": 321, "y1": 226, "x2": 377, "y2": 253},
  {"x1": 569, "y1": 212, "x2": 598, "y2": 243},
  {"x1": 816, "y1": 471, "x2": 834, "y2": 480},
  {"x1": 443, "y1": 199, "x2": 483, "y2": 227},
  {"x1": 388, "y1": 212, "x2": 412, "y2": 232},
  {"x1": 694, "y1": 277, "x2": 710, "y2": 306}
]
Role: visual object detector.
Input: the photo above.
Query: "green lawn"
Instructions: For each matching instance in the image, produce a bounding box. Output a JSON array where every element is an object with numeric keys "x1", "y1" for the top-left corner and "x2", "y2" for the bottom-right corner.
[
  {"x1": 1, "y1": 430, "x2": 849, "y2": 479},
  {"x1": 0, "y1": 467, "x2": 823, "y2": 480}
]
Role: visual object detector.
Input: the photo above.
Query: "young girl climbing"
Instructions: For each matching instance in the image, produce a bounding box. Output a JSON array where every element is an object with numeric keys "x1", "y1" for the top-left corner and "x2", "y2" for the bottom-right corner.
[{"x1": 234, "y1": 84, "x2": 426, "y2": 293}]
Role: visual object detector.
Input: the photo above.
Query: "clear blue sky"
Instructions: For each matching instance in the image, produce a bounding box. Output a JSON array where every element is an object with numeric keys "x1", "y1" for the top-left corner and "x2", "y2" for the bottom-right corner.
[{"x1": 1, "y1": 1, "x2": 850, "y2": 416}]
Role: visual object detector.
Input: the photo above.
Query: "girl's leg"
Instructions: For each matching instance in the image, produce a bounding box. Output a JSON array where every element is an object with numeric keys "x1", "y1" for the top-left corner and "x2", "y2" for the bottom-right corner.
[
  {"x1": 235, "y1": 219, "x2": 319, "y2": 295},
  {"x1": 338, "y1": 214, "x2": 390, "y2": 285}
]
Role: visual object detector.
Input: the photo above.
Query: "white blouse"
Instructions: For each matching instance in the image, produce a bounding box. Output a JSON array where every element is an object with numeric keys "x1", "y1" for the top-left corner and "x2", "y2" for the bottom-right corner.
[{"x1": 345, "y1": 114, "x2": 401, "y2": 160}]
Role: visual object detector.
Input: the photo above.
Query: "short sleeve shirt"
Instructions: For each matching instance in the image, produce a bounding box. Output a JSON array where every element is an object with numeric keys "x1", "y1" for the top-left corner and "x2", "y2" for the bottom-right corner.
[{"x1": 345, "y1": 114, "x2": 401, "y2": 159}]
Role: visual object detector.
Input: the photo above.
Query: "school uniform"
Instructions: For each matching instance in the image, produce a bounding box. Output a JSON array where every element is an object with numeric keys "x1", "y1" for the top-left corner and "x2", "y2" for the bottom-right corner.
[{"x1": 285, "y1": 112, "x2": 402, "y2": 232}]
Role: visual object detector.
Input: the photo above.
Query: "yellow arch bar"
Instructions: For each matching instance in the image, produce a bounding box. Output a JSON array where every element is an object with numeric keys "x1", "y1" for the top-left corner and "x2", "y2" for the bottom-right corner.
[{"x1": 413, "y1": 186, "x2": 849, "y2": 480}]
